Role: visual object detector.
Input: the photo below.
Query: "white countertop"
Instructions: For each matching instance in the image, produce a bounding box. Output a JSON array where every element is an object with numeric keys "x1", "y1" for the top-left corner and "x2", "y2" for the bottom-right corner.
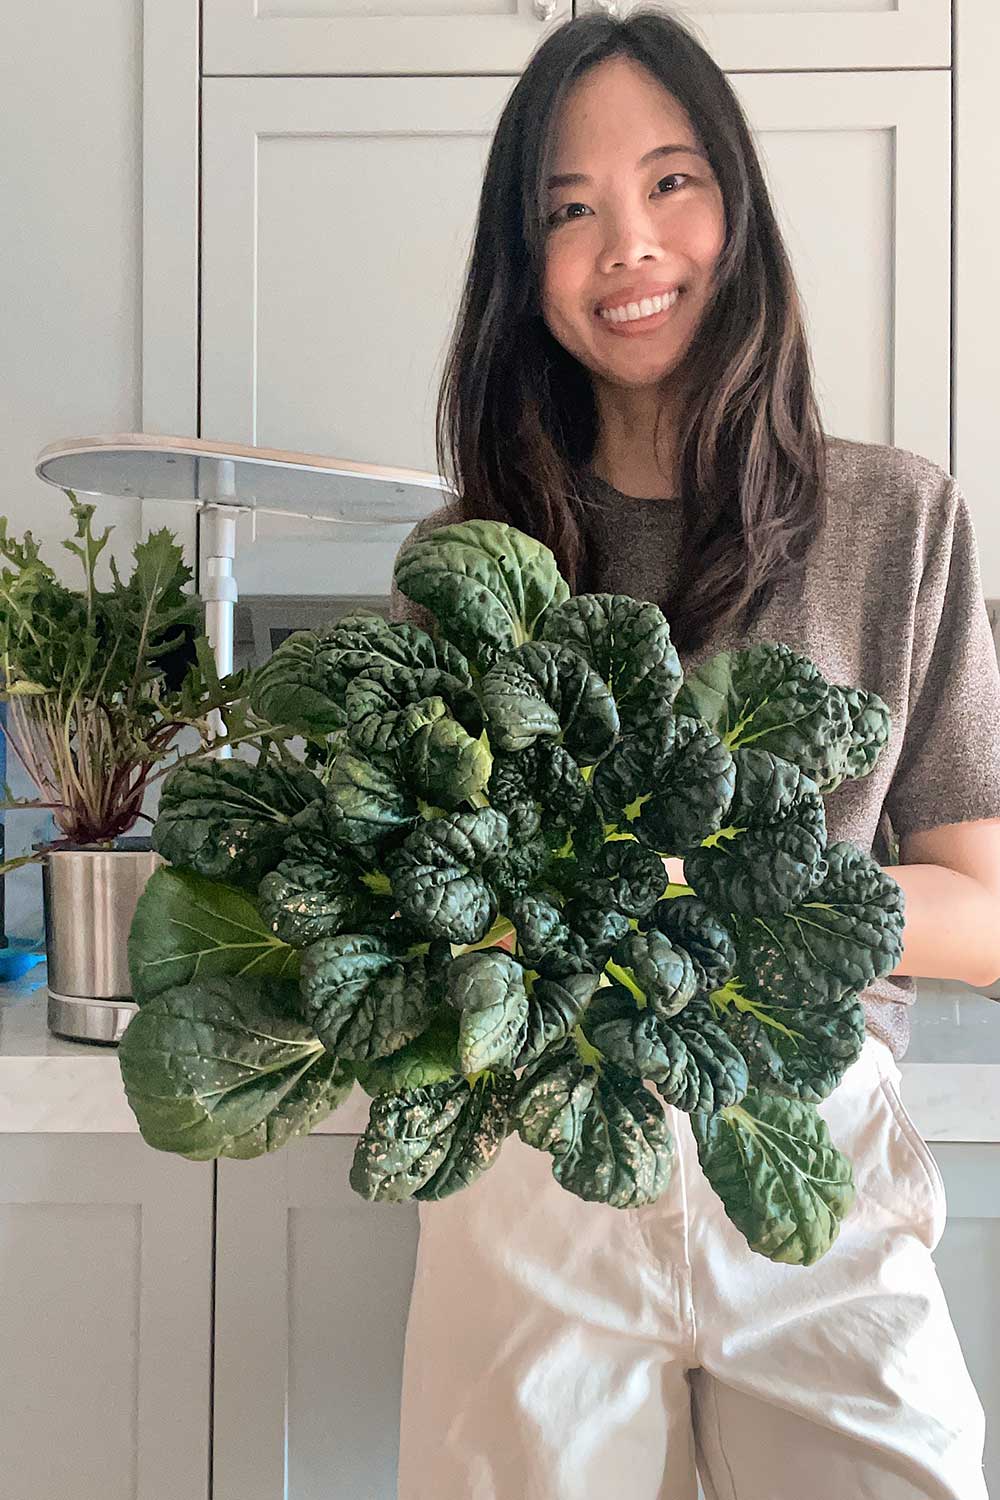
[{"x1": 2, "y1": 967, "x2": 1000, "y2": 1141}]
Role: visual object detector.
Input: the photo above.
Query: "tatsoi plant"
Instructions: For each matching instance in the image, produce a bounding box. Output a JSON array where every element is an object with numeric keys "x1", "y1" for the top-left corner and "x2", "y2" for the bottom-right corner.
[{"x1": 119, "y1": 521, "x2": 905, "y2": 1265}]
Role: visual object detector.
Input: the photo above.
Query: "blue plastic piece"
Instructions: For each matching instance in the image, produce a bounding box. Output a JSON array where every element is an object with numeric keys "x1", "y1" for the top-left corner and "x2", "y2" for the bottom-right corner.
[{"x1": 0, "y1": 938, "x2": 46, "y2": 981}]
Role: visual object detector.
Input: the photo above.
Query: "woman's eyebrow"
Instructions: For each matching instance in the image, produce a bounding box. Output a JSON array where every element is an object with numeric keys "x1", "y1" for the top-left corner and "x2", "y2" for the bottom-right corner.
[{"x1": 545, "y1": 143, "x2": 708, "y2": 191}]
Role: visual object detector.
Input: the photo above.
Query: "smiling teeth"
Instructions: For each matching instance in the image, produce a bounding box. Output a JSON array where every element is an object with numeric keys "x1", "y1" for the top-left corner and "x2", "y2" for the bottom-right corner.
[{"x1": 599, "y1": 290, "x2": 680, "y2": 323}]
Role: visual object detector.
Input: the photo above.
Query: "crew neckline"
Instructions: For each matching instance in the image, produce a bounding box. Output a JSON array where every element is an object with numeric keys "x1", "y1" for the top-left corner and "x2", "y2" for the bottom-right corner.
[{"x1": 585, "y1": 471, "x2": 681, "y2": 506}]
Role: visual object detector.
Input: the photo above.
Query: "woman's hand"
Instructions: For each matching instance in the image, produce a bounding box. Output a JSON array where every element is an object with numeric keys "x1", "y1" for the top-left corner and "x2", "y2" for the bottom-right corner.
[{"x1": 662, "y1": 855, "x2": 687, "y2": 887}]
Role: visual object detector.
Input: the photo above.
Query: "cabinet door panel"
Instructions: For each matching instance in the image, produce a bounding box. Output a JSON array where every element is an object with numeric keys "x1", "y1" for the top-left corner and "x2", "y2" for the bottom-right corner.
[
  {"x1": 214, "y1": 1138, "x2": 420, "y2": 1500},
  {"x1": 0, "y1": 1136, "x2": 212, "y2": 1500},
  {"x1": 201, "y1": 71, "x2": 950, "y2": 601},
  {"x1": 204, "y1": 0, "x2": 948, "y2": 75},
  {"x1": 204, "y1": 0, "x2": 570, "y2": 77},
  {"x1": 927, "y1": 1144, "x2": 1000, "y2": 1496}
]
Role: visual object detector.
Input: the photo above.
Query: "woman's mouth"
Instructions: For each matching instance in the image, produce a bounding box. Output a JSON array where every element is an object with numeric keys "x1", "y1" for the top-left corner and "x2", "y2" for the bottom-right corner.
[{"x1": 595, "y1": 289, "x2": 682, "y2": 336}]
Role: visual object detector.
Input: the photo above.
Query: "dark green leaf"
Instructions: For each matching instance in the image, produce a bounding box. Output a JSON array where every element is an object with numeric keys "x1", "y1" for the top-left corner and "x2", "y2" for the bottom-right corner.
[
  {"x1": 349, "y1": 1073, "x2": 512, "y2": 1202},
  {"x1": 691, "y1": 1090, "x2": 856, "y2": 1264},
  {"x1": 152, "y1": 759, "x2": 325, "y2": 889},
  {"x1": 128, "y1": 865, "x2": 299, "y2": 1003},
  {"x1": 445, "y1": 948, "x2": 529, "y2": 1073},
  {"x1": 299, "y1": 933, "x2": 445, "y2": 1062},
  {"x1": 393, "y1": 519, "x2": 570, "y2": 671},
  {"x1": 388, "y1": 808, "x2": 508, "y2": 944},
  {"x1": 511, "y1": 1039, "x2": 674, "y2": 1208},
  {"x1": 118, "y1": 975, "x2": 351, "y2": 1160},
  {"x1": 481, "y1": 640, "x2": 619, "y2": 763}
]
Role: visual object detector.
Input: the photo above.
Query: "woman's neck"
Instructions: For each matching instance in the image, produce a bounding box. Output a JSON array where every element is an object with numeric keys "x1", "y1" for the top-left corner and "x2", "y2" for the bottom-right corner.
[{"x1": 590, "y1": 383, "x2": 681, "y2": 499}]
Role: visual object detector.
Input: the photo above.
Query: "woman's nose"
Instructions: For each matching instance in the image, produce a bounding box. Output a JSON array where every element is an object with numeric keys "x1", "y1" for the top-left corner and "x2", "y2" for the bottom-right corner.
[{"x1": 598, "y1": 209, "x2": 664, "y2": 272}]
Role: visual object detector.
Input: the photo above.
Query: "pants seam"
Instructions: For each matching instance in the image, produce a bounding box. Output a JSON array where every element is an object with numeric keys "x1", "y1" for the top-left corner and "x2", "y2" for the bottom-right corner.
[{"x1": 675, "y1": 1112, "x2": 698, "y2": 1363}]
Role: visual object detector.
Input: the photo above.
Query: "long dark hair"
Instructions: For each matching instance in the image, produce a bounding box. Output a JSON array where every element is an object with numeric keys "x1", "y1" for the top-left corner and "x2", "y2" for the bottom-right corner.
[{"x1": 435, "y1": 6, "x2": 827, "y2": 653}]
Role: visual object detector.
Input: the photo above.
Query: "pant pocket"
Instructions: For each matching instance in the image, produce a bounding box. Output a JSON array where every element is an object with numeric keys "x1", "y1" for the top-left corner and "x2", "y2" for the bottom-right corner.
[{"x1": 877, "y1": 1068, "x2": 948, "y2": 1250}]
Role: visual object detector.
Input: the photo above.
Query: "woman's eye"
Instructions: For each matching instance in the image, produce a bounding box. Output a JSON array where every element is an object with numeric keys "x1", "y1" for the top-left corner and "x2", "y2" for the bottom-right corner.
[{"x1": 548, "y1": 174, "x2": 689, "y2": 226}]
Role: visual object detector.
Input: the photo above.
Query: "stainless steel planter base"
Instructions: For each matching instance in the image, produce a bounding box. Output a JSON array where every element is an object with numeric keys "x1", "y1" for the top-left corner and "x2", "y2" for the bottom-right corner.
[
  {"x1": 41, "y1": 841, "x2": 162, "y2": 1044},
  {"x1": 47, "y1": 989, "x2": 139, "y2": 1045}
]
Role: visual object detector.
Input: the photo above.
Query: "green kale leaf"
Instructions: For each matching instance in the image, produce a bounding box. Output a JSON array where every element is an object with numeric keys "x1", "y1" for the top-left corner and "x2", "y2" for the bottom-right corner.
[
  {"x1": 118, "y1": 975, "x2": 352, "y2": 1160},
  {"x1": 690, "y1": 1090, "x2": 856, "y2": 1264},
  {"x1": 393, "y1": 519, "x2": 570, "y2": 671},
  {"x1": 350, "y1": 1073, "x2": 514, "y2": 1202},
  {"x1": 152, "y1": 759, "x2": 325, "y2": 889}
]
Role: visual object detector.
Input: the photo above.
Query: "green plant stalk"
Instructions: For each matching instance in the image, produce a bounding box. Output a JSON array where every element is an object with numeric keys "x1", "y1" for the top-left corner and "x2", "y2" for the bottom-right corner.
[{"x1": 0, "y1": 687, "x2": 291, "y2": 860}]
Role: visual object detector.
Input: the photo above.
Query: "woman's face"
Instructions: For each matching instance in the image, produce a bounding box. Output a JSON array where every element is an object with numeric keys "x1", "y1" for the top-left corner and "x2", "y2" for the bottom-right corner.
[{"x1": 540, "y1": 56, "x2": 726, "y2": 394}]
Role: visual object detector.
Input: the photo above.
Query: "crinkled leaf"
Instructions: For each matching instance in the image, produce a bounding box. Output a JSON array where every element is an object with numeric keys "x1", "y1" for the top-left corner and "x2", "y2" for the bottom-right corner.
[
  {"x1": 388, "y1": 808, "x2": 508, "y2": 944},
  {"x1": 403, "y1": 711, "x2": 492, "y2": 810},
  {"x1": 605, "y1": 928, "x2": 700, "y2": 1019},
  {"x1": 345, "y1": 663, "x2": 483, "y2": 754},
  {"x1": 483, "y1": 830, "x2": 550, "y2": 905},
  {"x1": 511, "y1": 1039, "x2": 674, "y2": 1208},
  {"x1": 325, "y1": 747, "x2": 419, "y2": 857},
  {"x1": 823, "y1": 684, "x2": 892, "y2": 792},
  {"x1": 300, "y1": 932, "x2": 446, "y2": 1062},
  {"x1": 250, "y1": 630, "x2": 348, "y2": 739},
  {"x1": 714, "y1": 842, "x2": 905, "y2": 1102},
  {"x1": 445, "y1": 948, "x2": 529, "y2": 1073},
  {"x1": 619, "y1": 713, "x2": 736, "y2": 853},
  {"x1": 258, "y1": 856, "x2": 372, "y2": 948},
  {"x1": 481, "y1": 640, "x2": 619, "y2": 763},
  {"x1": 393, "y1": 519, "x2": 570, "y2": 671},
  {"x1": 511, "y1": 893, "x2": 630, "y2": 980},
  {"x1": 352, "y1": 1007, "x2": 462, "y2": 1096},
  {"x1": 640, "y1": 893, "x2": 738, "y2": 996},
  {"x1": 152, "y1": 759, "x2": 325, "y2": 889},
  {"x1": 683, "y1": 747, "x2": 828, "y2": 919},
  {"x1": 540, "y1": 592, "x2": 682, "y2": 737},
  {"x1": 674, "y1": 642, "x2": 875, "y2": 794},
  {"x1": 584, "y1": 839, "x2": 668, "y2": 919},
  {"x1": 515, "y1": 970, "x2": 602, "y2": 1068},
  {"x1": 582, "y1": 988, "x2": 748, "y2": 1112},
  {"x1": 349, "y1": 1073, "x2": 512, "y2": 1202}
]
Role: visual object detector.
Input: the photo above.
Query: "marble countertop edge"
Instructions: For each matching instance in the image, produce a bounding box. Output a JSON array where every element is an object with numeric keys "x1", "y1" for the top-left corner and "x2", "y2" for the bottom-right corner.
[
  {"x1": 3, "y1": 983, "x2": 1000, "y2": 1142},
  {"x1": 0, "y1": 1053, "x2": 997, "y2": 1143}
]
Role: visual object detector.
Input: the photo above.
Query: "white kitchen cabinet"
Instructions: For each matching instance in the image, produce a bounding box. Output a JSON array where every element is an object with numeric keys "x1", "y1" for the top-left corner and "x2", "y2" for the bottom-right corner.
[
  {"x1": 2, "y1": 982, "x2": 997, "y2": 1500},
  {"x1": 202, "y1": 0, "x2": 948, "y2": 77},
  {"x1": 927, "y1": 1145, "x2": 1000, "y2": 1490},
  {"x1": 0, "y1": 1133, "x2": 212, "y2": 1500},
  {"x1": 203, "y1": 0, "x2": 570, "y2": 79},
  {"x1": 213, "y1": 1136, "x2": 419, "y2": 1500},
  {"x1": 198, "y1": 68, "x2": 950, "y2": 599},
  {"x1": 206, "y1": 1121, "x2": 999, "y2": 1499}
]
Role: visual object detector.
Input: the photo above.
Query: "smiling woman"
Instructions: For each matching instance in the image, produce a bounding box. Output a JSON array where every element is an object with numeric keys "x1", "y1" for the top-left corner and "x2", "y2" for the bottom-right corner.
[
  {"x1": 539, "y1": 61, "x2": 726, "y2": 494},
  {"x1": 386, "y1": 8, "x2": 998, "y2": 1499},
  {"x1": 431, "y1": 8, "x2": 828, "y2": 659}
]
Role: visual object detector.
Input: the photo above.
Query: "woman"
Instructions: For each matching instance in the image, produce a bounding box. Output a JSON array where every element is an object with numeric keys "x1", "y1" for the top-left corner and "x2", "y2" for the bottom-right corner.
[{"x1": 389, "y1": 10, "x2": 999, "y2": 1496}]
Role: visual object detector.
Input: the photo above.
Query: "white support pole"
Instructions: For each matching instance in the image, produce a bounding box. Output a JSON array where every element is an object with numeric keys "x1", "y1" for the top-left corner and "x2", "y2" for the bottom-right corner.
[{"x1": 199, "y1": 459, "x2": 241, "y2": 759}]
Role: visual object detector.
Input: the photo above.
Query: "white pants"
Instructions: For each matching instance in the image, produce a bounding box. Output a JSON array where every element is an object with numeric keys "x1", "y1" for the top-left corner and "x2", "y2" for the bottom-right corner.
[{"x1": 396, "y1": 1033, "x2": 989, "y2": 1499}]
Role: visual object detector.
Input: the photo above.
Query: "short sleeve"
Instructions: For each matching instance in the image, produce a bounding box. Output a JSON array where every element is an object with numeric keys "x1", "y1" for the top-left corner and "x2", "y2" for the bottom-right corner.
[{"x1": 883, "y1": 478, "x2": 1000, "y2": 837}]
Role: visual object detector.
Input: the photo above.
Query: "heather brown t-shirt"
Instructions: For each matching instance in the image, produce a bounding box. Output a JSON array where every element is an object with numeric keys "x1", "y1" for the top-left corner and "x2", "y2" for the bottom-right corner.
[{"x1": 389, "y1": 433, "x2": 1000, "y2": 1061}]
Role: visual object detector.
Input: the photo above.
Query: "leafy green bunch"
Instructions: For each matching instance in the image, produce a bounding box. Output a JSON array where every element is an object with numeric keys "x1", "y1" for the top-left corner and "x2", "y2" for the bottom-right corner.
[
  {"x1": 119, "y1": 520, "x2": 905, "y2": 1265},
  {"x1": 0, "y1": 491, "x2": 256, "y2": 867}
]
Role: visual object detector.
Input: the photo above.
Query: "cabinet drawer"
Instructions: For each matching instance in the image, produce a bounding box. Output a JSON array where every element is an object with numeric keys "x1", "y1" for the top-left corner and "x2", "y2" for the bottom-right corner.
[{"x1": 203, "y1": 0, "x2": 950, "y2": 77}]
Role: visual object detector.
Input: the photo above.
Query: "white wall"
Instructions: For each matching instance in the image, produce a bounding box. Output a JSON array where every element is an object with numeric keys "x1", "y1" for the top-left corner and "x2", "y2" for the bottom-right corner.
[{"x1": 1, "y1": 2, "x2": 147, "y2": 934}]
